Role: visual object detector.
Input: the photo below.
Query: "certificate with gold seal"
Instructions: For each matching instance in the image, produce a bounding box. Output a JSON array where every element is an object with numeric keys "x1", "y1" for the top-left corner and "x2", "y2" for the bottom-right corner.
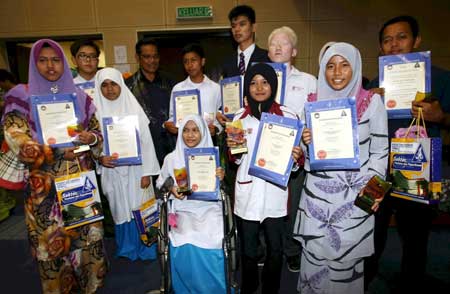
[
  {"x1": 184, "y1": 147, "x2": 219, "y2": 201},
  {"x1": 248, "y1": 113, "x2": 302, "y2": 188},
  {"x1": 220, "y1": 76, "x2": 242, "y2": 118},
  {"x1": 30, "y1": 93, "x2": 82, "y2": 148},
  {"x1": 172, "y1": 89, "x2": 201, "y2": 127}
]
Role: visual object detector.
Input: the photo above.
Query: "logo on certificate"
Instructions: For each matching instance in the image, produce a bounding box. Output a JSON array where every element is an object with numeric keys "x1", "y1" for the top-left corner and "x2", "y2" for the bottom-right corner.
[
  {"x1": 40, "y1": 105, "x2": 47, "y2": 111},
  {"x1": 314, "y1": 113, "x2": 320, "y2": 119},
  {"x1": 257, "y1": 158, "x2": 266, "y2": 167},
  {"x1": 317, "y1": 150, "x2": 327, "y2": 159}
]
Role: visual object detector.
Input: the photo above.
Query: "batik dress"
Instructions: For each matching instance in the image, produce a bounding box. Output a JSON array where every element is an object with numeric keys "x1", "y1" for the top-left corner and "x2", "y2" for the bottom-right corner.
[{"x1": 294, "y1": 90, "x2": 388, "y2": 294}]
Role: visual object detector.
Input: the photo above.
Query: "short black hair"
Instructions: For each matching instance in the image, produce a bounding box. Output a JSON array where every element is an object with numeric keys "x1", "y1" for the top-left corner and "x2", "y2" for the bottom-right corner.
[
  {"x1": 228, "y1": 5, "x2": 256, "y2": 23},
  {"x1": 135, "y1": 38, "x2": 159, "y2": 55},
  {"x1": 379, "y1": 15, "x2": 419, "y2": 44},
  {"x1": 0, "y1": 69, "x2": 16, "y2": 83},
  {"x1": 181, "y1": 43, "x2": 205, "y2": 59},
  {"x1": 70, "y1": 39, "x2": 100, "y2": 57}
]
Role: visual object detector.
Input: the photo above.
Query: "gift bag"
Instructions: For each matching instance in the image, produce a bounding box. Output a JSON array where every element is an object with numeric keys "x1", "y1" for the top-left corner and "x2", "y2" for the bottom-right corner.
[
  {"x1": 132, "y1": 189, "x2": 160, "y2": 247},
  {"x1": 390, "y1": 108, "x2": 442, "y2": 204},
  {"x1": 55, "y1": 160, "x2": 104, "y2": 229}
]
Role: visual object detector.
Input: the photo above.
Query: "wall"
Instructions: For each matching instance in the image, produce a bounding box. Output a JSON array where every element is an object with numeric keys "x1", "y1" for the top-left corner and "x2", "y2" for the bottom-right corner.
[{"x1": 0, "y1": 0, "x2": 449, "y2": 80}]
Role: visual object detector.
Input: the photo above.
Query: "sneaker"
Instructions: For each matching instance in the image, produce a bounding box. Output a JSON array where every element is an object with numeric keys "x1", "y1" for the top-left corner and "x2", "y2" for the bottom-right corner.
[{"x1": 286, "y1": 255, "x2": 300, "y2": 272}]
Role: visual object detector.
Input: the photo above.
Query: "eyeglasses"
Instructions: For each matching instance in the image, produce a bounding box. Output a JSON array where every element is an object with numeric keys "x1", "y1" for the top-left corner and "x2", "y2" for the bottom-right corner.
[{"x1": 77, "y1": 54, "x2": 99, "y2": 61}]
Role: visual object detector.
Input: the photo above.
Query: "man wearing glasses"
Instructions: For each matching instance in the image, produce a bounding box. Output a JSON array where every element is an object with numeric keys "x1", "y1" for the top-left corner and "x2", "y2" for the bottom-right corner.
[
  {"x1": 70, "y1": 39, "x2": 100, "y2": 96},
  {"x1": 126, "y1": 38, "x2": 176, "y2": 166}
]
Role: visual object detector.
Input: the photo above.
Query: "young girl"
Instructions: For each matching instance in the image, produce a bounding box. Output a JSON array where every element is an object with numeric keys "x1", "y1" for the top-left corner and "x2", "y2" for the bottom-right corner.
[
  {"x1": 164, "y1": 44, "x2": 222, "y2": 136},
  {"x1": 227, "y1": 63, "x2": 302, "y2": 294},
  {"x1": 294, "y1": 42, "x2": 388, "y2": 293},
  {"x1": 93, "y1": 67, "x2": 160, "y2": 261},
  {"x1": 157, "y1": 114, "x2": 226, "y2": 293}
]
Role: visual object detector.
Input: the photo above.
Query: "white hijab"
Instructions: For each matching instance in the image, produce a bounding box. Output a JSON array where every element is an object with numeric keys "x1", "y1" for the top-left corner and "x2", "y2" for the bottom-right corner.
[
  {"x1": 317, "y1": 42, "x2": 362, "y2": 101},
  {"x1": 173, "y1": 114, "x2": 213, "y2": 169}
]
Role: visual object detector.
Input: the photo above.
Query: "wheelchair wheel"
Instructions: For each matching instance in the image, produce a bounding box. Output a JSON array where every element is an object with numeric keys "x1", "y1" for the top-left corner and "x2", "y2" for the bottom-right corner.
[{"x1": 158, "y1": 201, "x2": 172, "y2": 293}]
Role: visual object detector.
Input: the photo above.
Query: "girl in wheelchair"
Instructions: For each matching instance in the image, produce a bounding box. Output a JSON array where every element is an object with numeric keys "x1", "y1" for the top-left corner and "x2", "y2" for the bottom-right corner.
[{"x1": 156, "y1": 114, "x2": 226, "y2": 293}]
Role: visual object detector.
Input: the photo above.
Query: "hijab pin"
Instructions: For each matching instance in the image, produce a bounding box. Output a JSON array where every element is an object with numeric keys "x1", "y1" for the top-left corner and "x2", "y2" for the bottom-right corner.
[{"x1": 50, "y1": 85, "x2": 59, "y2": 94}]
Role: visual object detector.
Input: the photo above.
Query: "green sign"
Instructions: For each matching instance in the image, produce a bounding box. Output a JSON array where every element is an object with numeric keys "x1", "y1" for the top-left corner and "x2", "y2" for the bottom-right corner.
[{"x1": 176, "y1": 6, "x2": 213, "y2": 19}]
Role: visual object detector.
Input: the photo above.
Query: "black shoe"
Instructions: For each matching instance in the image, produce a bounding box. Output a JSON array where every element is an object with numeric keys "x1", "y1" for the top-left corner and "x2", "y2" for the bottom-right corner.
[{"x1": 286, "y1": 255, "x2": 300, "y2": 272}]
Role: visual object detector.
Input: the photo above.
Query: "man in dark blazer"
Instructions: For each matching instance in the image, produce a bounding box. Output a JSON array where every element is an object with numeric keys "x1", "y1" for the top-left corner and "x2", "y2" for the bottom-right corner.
[{"x1": 221, "y1": 5, "x2": 270, "y2": 79}]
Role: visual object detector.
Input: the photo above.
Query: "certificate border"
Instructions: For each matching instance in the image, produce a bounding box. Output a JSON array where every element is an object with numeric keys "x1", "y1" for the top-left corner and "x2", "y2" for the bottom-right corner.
[
  {"x1": 379, "y1": 51, "x2": 431, "y2": 119},
  {"x1": 75, "y1": 81, "x2": 95, "y2": 91},
  {"x1": 248, "y1": 112, "x2": 302, "y2": 188},
  {"x1": 172, "y1": 89, "x2": 201, "y2": 126},
  {"x1": 184, "y1": 147, "x2": 220, "y2": 201},
  {"x1": 220, "y1": 75, "x2": 242, "y2": 119},
  {"x1": 102, "y1": 116, "x2": 142, "y2": 166},
  {"x1": 30, "y1": 93, "x2": 81, "y2": 148},
  {"x1": 305, "y1": 97, "x2": 361, "y2": 171}
]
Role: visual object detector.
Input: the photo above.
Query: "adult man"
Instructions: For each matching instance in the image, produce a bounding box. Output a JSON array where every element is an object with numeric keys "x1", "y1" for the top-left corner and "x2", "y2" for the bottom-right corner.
[
  {"x1": 70, "y1": 39, "x2": 100, "y2": 96},
  {"x1": 267, "y1": 26, "x2": 317, "y2": 273},
  {"x1": 126, "y1": 38, "x2": 176, "y2": 166},
  {"x1": 364, "y1": 15, "x2": 450, "y2": 293}
]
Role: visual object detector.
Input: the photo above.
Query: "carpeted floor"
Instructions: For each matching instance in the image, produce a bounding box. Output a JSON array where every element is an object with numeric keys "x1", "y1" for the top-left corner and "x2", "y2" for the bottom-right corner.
[{"x1": 0, "y1": 192, "x2": 448, "y2": 293}]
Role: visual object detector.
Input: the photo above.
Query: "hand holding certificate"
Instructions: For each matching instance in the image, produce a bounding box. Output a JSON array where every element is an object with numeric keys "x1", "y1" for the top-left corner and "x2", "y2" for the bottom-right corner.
[
  {"x1": 173, "y1": 89, "x2": 201, "y2": 127},
  {"x1": 248, "y1": 113, "x2": 302, "y2": 188},
  {"x1": 379, "y1": 51, "x2": 431, "y2": 119},
  {"x1": 220, "y1": 76, "x2": 242, "y2": 118},
  {"x1": 185, "y1": 147, "x2": 220, "y2": 201},
  {"x1": 305, "y1": 97, "x2": 360, "y2": 170},
  {"x1": 102, "y1": 115, "x2": 142, "y2": 166},
  {"x1": 30, "y1": 93, "x2": 82, "y2": 148}
]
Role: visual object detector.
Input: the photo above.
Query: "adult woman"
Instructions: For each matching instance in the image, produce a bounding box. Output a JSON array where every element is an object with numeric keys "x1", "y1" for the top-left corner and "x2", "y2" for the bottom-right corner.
[
  {"x1": 227, "y1": 63, "x2": 302, "y2": 294},
  {"x1": 294, "y1": 42, "x2": 388, "y2": 293},
  {"x1": 2, "y1": 39, "x2": 106, "y2": 293},
  {"x1": 93, "y1": 67, "x2": 160, "y2": 260}
]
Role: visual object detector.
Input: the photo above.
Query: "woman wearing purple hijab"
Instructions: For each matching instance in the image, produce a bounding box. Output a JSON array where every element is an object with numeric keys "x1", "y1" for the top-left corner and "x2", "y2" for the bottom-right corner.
[{"x1": 2, "y1": 39, "x2": 107, "y2": 293}]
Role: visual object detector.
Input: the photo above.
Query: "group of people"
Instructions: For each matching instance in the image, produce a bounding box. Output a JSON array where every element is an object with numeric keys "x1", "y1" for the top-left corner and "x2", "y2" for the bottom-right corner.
[{"x1": 0, "y1": 3, "x2": 448, "y2": 294}]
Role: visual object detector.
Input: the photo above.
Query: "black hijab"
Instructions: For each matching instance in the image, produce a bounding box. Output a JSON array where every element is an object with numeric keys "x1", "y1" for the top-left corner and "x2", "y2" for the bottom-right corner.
[{"x1": 243, "y1": 63, "x2": 278, "y2": 120}]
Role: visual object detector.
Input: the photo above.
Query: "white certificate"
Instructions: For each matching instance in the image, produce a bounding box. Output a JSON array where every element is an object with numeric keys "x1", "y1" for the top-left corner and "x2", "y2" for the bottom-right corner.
[
  {"x1": 187, "y1": 154, "x2": 217, "y2": 192},
  {"x1": 174, "y1": 92, "x2": 200, "y2": 127},
  {"x1": 221, "y1": 77, "x2": 242, "y2": 117},
  {"x1": 254, "y1": 123, "x2": 297, "y2": 175},
  {"x1": 105, "y1": 116, "x2": 139, "y2": 159},
  {"x1": 382, "y1": 61, "x2": 425, "y2": 110},
  {"x1": 37, "y1": 102, "x2": 78, "y2": 145},
  {"x1": 310, "y1": 108, "x2": 355, "y2": 160}
]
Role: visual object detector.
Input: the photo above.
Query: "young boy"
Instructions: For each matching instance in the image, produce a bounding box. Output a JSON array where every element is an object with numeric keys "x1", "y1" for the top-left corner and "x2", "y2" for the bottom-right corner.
[
  {"x1": 164, "y1": 44, "x2": 222, "y2": 136},
  {"x1": 70, "y1": 39, "x2": 100, "y2": 95}
]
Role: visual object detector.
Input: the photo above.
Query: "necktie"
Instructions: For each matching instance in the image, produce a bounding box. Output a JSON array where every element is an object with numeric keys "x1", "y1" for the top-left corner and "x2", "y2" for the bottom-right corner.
[{"x1": 239, "y1": 52, "x2": 246, "y2": 75}]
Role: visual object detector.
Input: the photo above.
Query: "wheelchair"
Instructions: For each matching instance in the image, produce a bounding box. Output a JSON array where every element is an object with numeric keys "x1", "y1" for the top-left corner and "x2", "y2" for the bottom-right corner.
[{"x1": 156, "y1": 178, "x2": 238, "y2": 294}]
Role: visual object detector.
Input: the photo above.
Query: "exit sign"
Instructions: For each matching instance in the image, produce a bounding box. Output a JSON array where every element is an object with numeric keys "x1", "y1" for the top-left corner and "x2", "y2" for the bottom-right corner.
[{"x1": 176, "y1": 6, "x2": 213, "y2": 19}]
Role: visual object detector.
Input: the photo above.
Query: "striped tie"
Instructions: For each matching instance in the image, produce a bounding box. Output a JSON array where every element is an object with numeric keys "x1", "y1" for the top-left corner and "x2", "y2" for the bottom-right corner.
[{"x1": 239, "y1": 52, "x2": 245, "y2": 75}]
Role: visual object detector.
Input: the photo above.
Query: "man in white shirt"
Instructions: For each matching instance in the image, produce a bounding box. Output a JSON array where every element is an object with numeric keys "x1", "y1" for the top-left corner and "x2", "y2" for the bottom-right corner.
[{"x1": 268, "y1": 26, "x2": 317, "y2": 273}]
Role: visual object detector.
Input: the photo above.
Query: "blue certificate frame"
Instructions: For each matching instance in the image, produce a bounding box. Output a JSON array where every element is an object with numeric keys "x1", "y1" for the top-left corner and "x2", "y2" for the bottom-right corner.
[
  {"x1": 220, "y1": 75, "x2": 242, "y2": 119},
  {"x1": 102, "y1": 116, "x2": 142, "y2": 166},
  {"x1": 75, "y1": 81, "x2": 95, "y2": 91},
  {"x1": 30, "y1": 93, "x2": 82, "y2": 148},
  {"x1": 248, "y1": 112, "x2": 302, "y2": 188},
  {"x1": 172, "y1": 89, "x2": 201, "y2": 125},
  {"x1": 305, "y1": 97, "x2": 360, "y2": 171},
  {"x1": 379, "y1": 51, "x2": 431, "y2": 119},
  {"x1": 184, "y1": 147, "x2": 220, "y2": 201}
]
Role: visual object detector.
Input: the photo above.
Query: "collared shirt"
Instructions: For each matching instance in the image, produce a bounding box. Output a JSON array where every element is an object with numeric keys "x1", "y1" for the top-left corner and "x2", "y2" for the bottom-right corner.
[
  {"x1": 168, "y1": 75, "x2": 223, "y2": 132},
  {"x1": 283, "y1": 66, "x2": 317, "y2": 116},
  {"x1": 125, "y1": 69, "x2": 176, "y2": 165},
  {"x1": 237, "y1": 43, "x2": 256, "y2": 72},
  {"x1": 73, "y1": 74, "x2": 95, "y2": 84}
]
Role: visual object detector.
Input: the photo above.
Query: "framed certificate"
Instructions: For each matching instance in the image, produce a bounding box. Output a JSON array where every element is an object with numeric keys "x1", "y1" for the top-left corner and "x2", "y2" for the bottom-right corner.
[
  {"x1": 102, "y1": 115, "x2": 142, "y2": 166},
  {"x1": 75, "y1": 81, "x2": 95, "y2": 97},
  {"x1": 305, "y1": 97, "x2": 360, "y2": 171},
  {"x1": 379, "y1": 51, "x2": 431, "y2": 119},
  {"x1": 30, "y1": 93, "x2": 82, "y2": 148},
  {"x1": 220, "y1": 76, "x2": 242, "y2": 118},
  {"x1": 184, "y1": 147, "x2": 220, "y2": 201},
  {"x1": 248, "y1": 113, "x2": 302, "y2": 188},
  {"x1": 173, "y1": 89, "x2": 201, "y2": 127}
]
